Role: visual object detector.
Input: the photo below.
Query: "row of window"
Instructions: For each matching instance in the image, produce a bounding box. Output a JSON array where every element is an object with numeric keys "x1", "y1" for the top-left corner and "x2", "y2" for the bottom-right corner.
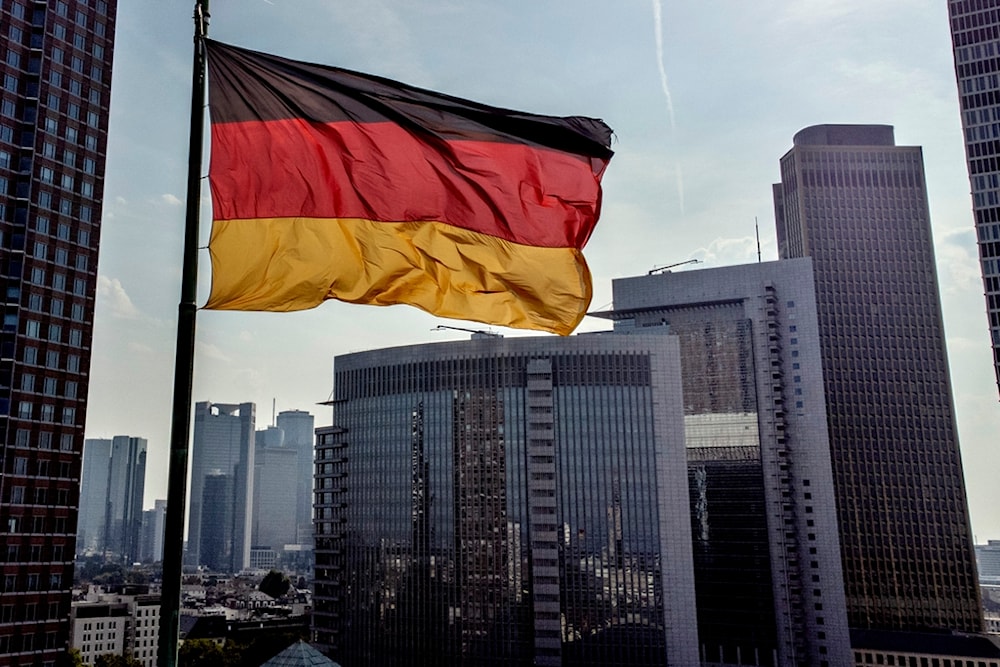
[{"x1": 14, "y1": 402, "x2": 77, "y2": 424}]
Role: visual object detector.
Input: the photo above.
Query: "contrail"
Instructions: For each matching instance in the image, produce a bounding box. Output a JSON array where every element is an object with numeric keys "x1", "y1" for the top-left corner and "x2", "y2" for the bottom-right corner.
[{"x1": 652, "y1": 0, "x2": 676, "y2": 131}]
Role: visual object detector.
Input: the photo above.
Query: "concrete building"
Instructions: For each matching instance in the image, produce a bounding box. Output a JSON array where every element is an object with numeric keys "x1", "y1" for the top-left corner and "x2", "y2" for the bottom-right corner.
[
  {"x1": 187, "y1": 402, "x2": 255, "y2": 572},
  {"x1": 0, "y1": 1, "x2": 118, "y2": 661},
  {"x1": 312, "y1": 335, "x2": 698, "y2": 666},
  {"x1": 948, "y1": 4, "x2": 1000, "y2": 395},
  {"x1": 593, "y1": 258, "x2": 851, "y2": 666},
  {"x1": 70, "y1": 594, "x2": 160, "y2": 667},
  {"x1": 979, "y1": 541, "x2": 1000, "y2": 585},
  {"x1": 772, "y1": 125, "x2": 981, "y2": 632}
]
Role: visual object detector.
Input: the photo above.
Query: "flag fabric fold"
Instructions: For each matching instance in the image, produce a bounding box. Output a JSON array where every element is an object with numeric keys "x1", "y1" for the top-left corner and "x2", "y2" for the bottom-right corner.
[{"x1": 204, "y1": 39, "x2": 613, "y2": 335}]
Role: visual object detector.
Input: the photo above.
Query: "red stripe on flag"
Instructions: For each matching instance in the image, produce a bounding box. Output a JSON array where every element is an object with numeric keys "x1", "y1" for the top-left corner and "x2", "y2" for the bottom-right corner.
[{"x1": 209, "y1": 118, "x2": 608, "y2": 249}]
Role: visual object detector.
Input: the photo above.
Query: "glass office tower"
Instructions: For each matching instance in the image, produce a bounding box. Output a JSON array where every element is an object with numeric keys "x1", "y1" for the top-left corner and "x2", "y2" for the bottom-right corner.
[
  {"x1": 312, "y1": 335, "x2": 698, "y2": 666},
  {"x1": 0, "y1": 2, "x2": 117, "y2": 663}
]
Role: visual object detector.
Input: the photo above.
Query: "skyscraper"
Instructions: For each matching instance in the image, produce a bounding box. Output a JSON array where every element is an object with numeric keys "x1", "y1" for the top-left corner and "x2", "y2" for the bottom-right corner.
[
  {"x1": 772, "y1": 124, "x2": 981, "y2": 632},
  {"x1": 948, "y1": 3, "x2": 1000, "y2": 395},
  {"x1": 312, "y1": 335, "x2": 699, "y2": 666},
  {"x1": 187, "y1": 401, "x2": 255, "y2": 573},
  {"x1": 77, "y1": 436, "x2": 146, "y2": 563},
  {"x1": 593, "y1": 258, "x2": 851, "y2": 666},
  {"x1": 276, "y1": 409, "x2": 315, "y2": 543},
  {"x1": 251, "y1": 440, "x2": 298, "y2": 553},
  {"x1": 77, "y1": 438, "x2": 112, "y2": 556},
  {"x1": 104, "y1": 436, "x2": 146, "y2": 564},
  {"x1": 0, "y1": 1, "x2": 117, "y2": 662}
]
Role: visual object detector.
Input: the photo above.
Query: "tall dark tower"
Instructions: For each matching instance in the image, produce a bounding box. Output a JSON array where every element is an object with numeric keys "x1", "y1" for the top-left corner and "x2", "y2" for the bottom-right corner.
[
  {"x1": 948, "y1": 1, "x2": 1000, "y2": 396},
  {"x1": 772, "y1": 124, "x2": 981, "y2": 632},
  {"x1": 0, "y1": 1, "x2": 117, "y2": 664}
]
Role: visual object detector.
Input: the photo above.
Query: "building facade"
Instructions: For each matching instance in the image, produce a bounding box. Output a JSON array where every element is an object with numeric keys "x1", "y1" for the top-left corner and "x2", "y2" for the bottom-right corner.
[
  {"x1": 594, "y1": 258, "x2": 851, "y2": 667},
  {"x1": 948, "y1": 1, "x2": 1000, "y2": 395},
  {"x1": 187, "y1": 401, "x2": 255, "y2": 573},
  {"x1": 139, "y1": 499, "x2": 166, "y2": 564},
  {"x1": 772, "y1": 124, "x2": 981, "y2": 631},
  {"x1": 0, "y1": 1, "x2": 118, "y2": 663},
  {"x1": 312, "y1": 335, "x2": 699, "y2": 666},
  {"x1": 276, "y1": 409, "x2": 315, "y2": 543},
  {"x1": 252, "y1": 443, "x2": 298, "y2": 553},
  {"x1": 77, "y1": 435, "x2": 146, "y2": 563},
  {"x1": 77, "y1": 437, "x2": 111, "y2": 556}
]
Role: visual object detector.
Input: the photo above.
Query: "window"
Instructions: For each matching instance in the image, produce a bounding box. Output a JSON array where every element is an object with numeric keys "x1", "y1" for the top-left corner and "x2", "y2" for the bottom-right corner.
[
  {"x1": 48, "y1": 324, "x2": 61, "y2": 342},
  {"x1": 67, "y1": 354, "x2": 79, "y2": 373},
  {"x1": 75, "y1": 255, "x2": 87, "y2": 271},
  {"x1": 39, "y1": 167, "x2": 54, "y2": 184},
  {"x1": 43, "y1": 378, "x2": 56, "y2": 396},
  {"x1": 23, "y1": 346, "x2": 37, "y2": 364},
  {"x1": 71, "y1": 303, "x2": 84, "y2": 321},
  {"x1": 25, "y1": 319, "x2": 40, "y2": 338},
  {"x1": 69, "y1": 329, "x2": 82, "y2": 347},
  {"x1": 73, "y1": 278, "x2": 86, "y2": 296},
  {"x1": 60, "y1": 434, "x2": 73, "y2": 451},
  {"x1": 61, "y1": 407, "x2": 75, "y2": 425},
  {"x1": 45, "y1": 350, "x2": 59, "y2": 369},
  {"x1": 51, "y1": 298, "x2": 62, "y2": 316},
  {"x1": 38, "y1": 432, "x2": 51, "y2": 450},
  {"x1": 17, "y1": 401, "x2": 32, "y2": 419},
  {"x1": 20, "y1": 374, "x2": 34, "y2": 391},
  {"x1": 42, "y1": 142, "x2": 56, "y2": 158},
  {"x1": 52, "y1": 273, "x2": 65, "y2": 291},
  {"x1": 65, "y1": 381, "x2": 77, "y2": 399},
  {"x1": 41, "y1": 404, "x2": 54, "y2": 422}
]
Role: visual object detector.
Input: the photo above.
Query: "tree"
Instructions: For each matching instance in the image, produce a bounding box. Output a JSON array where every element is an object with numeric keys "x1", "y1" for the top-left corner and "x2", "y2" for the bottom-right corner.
[
  {"x1": 178, "y1": 639, "x2": 228, "y2": 667},
  {"x1": 59, "y1": 648, "x2": 85, "y2": 667},
  {"x1": 258, "y1": 570, "x2": 290, "y2": 599},
  {"x1": 95, "y1": 655, "x2": 142, "y2": 667}
]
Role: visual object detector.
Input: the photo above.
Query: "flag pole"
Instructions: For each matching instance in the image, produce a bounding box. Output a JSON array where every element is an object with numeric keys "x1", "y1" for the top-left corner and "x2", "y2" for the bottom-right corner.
[{"x1": 158, "y1": 2, "x2": 209, "y2": 666}]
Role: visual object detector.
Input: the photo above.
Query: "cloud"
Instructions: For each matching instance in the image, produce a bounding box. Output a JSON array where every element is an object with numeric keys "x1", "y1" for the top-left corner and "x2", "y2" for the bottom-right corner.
[
  {"x1": 97, "y1": 276, "x2": 141, "y2": 320},
  {"x1": 196, "y1": 341, "x2": 232, "y2": 363},
  {"x1": 651, "y1": 0, "x2": 676, "y2": 131},
  {"x1": 161, "y1": 193, "x2": 182, "y2": 206},
  {"x1": 692, "y1": 236, "x2": 760, "y2": 266}
]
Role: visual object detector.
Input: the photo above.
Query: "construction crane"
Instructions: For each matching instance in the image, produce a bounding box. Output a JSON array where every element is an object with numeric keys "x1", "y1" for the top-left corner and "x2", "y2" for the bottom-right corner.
[
  {"x1": 432, "y1": 325, "x2": 503, "y2": 338},
  {"x1": 648, "y1": 258, "x2": 701, "y2": 275}
]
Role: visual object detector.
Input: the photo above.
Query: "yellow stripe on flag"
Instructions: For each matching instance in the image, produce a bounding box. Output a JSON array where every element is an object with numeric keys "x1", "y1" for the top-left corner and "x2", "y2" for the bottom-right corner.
[{"x1": 206, "y1": 218, "x2": 593, "y2": 335}]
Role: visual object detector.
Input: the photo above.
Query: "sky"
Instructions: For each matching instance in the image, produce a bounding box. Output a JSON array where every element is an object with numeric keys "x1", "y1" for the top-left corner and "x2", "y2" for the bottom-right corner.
[{"x1": 86, "y1": 0, "x2": 1000, "y2": 540}]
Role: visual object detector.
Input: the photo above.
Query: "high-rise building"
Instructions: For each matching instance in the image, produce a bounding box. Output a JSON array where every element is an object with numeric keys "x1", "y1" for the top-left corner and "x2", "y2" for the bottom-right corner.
[
  {"x1": 77, "y1": 438, "x2": 112, "y2": 556},
  {"x1": 593, "y1": 258, "x2": 851, "y2": 666},
  {"x1": 312, "y1": 335, "x2": 699, "y2": 666},
  {"x1": 139, "y1": 499, "x2": 166, "y2": 564},
  {"x1": 187, "y1": 401, "x2": 255, "y2": 572},
  {"x1": 0, "y1": 1, "x2": 118, "y2": 662},
  {"x1": 772, "y1": 124, "x2": 981, "y2": 632},
  {"x1": 77, "y1": 436, "x2": 146, "y2": 563},
  {"x1": 252, "y1": 441, "x2": 298, "y2": 552},
  {"x1": 105, "y1": 435, "x2": 146, "y2": 564},
  {"x1": 947, "y1": 4, "x2": 1000, "y2": 395},
  {"x1": 276, "y1": 409, "x2": 315, "y2": 542}
]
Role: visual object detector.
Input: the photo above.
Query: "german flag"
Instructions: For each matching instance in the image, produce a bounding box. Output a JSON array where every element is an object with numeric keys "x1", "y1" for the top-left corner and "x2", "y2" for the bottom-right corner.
[{"x1": 204, "y1": 40, "x2": 613, "y2": 335}]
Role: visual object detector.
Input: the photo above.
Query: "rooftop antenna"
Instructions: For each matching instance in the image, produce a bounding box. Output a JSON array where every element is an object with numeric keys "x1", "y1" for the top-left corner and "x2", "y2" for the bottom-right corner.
[
  {"x1": 272, "y1": 398, "x2": 276, "y2": 427},
  {"x1": 648, "y1": 258, "x2": 701, "y2": 275},
  {"x1": 755, "y1": 216, "x2": 761, "y2": 263}
]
